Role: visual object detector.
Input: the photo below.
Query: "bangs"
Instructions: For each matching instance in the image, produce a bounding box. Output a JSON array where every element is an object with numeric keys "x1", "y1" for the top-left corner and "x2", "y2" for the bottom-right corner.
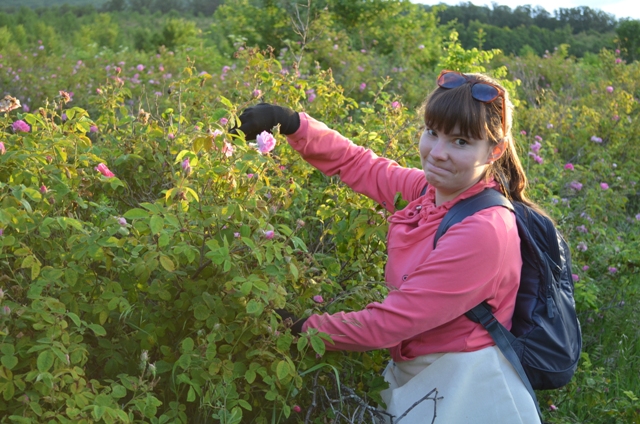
[{"x1": 423, "y1": 85, "x2": 497, "y2": 141}]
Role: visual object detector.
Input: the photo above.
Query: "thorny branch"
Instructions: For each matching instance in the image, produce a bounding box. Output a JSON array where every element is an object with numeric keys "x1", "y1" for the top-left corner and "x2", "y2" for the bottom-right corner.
[{"x1": 302, "y1": 370, "x2": 441, "y2": 423}]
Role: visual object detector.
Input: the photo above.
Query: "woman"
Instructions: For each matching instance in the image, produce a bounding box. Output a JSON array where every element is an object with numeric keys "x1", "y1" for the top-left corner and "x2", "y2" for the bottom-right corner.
[{"x1": 234, "y1": 70, "x2": 541, "y2": 423}]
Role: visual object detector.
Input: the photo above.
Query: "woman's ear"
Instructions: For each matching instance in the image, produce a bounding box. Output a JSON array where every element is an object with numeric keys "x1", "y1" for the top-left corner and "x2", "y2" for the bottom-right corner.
[{"x1": 487, "y1": 141, "x2": 507, "y2": 164}]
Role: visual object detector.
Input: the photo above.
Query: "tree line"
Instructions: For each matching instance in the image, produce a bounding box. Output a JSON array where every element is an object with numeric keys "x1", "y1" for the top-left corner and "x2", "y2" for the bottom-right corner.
[{"x1": 0, "y1": 0, "x2": 639, "y2": 61}]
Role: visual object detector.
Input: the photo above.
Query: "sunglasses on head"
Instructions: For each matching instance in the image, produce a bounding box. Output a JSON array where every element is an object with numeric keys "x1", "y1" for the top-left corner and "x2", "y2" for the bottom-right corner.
[{"x1": 436, "y1": 70, "x2": 506, "y2": 137}]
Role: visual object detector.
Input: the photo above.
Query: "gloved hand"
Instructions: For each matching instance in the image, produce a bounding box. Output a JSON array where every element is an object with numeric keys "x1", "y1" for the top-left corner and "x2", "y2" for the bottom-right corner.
[
  {"x1": 275, "y1": 309, "x2": 307, "y2": 335},
  {"x1": 231, "y1": 103, "x2": 300, "y2": 140}
]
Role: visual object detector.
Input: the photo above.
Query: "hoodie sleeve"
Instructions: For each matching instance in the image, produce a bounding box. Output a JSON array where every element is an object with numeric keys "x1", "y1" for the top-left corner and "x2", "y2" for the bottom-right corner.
[
  {"x1": 287, "y1": 113, "x2": 426, "y2": 212},
  {"x1": 301, "y1": 207, "x2": 521, "y2": 352}
]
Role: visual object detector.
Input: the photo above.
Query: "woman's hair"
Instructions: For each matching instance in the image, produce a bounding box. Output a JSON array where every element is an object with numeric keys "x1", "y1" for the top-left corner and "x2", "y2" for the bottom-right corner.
[{"x1": 422, "y1": 72, "x2": 537, "y2": 209}]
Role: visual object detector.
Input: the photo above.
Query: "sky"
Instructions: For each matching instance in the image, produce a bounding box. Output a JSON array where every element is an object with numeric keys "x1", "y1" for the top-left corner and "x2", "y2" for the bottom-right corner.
[{"x1": 412, "y1": 0, "x2": 640, "y2": 20}]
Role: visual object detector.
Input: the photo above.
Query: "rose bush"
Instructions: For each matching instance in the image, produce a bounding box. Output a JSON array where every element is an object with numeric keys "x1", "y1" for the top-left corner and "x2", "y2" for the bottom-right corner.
[{"x1": 1, "y1": 4, "x2": 640, "y2": 423}]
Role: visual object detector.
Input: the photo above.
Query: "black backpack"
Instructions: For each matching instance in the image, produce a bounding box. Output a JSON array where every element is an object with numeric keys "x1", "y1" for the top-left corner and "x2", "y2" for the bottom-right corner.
[{"x1": 431, "y1": 188, "x2": 582, "y2": 416}]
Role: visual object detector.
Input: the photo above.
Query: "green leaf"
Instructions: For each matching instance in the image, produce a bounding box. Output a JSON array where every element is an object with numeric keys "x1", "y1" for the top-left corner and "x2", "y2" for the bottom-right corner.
[
  {"x1": 310, "y1": 335, "x2": 326, "y2": 356},
  {"x1": 67, "y1": 312, "x2": 82, "y2": 327},
  {"x1": 0, "y1": 345, "x2": 15, "y2": 356},
  {"x1": 123, "y1": 208, "x2": 149, "y2": 219},
  {"x1": 237, "y1": 399, "x2": 252, "y2": 411},
  {"x1": 111, "y1": 385, "x2": 127, "y2": 399},
  {"x1": 193, "y1": 304, "x2": 210, "y2": 321},
  {"x1": 276, "y1": 360, "x2": 290, "y2": 381},
  {"x1": 88, "y1": 324, "x2": 107, "y2": 336},
  {"x1": 37, "y1": 350, "x2": 54, "y2": 372},
  {"x1": 149, "y1": 215, "x2": 164, "y2": 234},
  {"x1": 159, "y1": 255, "x2": 175, "y2": 272},
  {"x1": 1, "y1": 355, "x2": 18, "y2": 370},
  {"x1": 245, "y1": 299, "x2": 263, "y2": 316},
  {"x1": 187, "y1": 386, "x2": 196, "y2": 402},
  {"x1": 244, "y1": 369, "x2": 256, "y2": 384},
  {"x1": 182, "y1": 338, "x2": 194, "y2": 353}
]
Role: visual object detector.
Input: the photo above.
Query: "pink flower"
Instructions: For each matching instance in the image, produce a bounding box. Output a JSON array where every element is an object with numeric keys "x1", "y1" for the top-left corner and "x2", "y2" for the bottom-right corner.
[
  {"x1": 534, "y1": 135, "x2": 542, "y2": 142},
  {"x1": 252, "y1": 89, "x2": 262, "y2": 98},
  {"x1": 264, "y1": 230, "x2": 275, "y2": 239},
  {"x1": 564, "y1": 163, "x2": 574, "y2": 170},
  {"x1": 418, "y1": 44, "x2": 425, "y2": 49},
  {"x1": 96, "y1": 88, "x2": 103, "y2": 95},
  {"x1": 606, "y1": 86, "x2": 614, "y2": 93},
  {"x1": 615, "y1": 58, "x2": 622, "y2": 64},
  {"x1": 247, "y1": 173, "x2": 254, "y2": 178},
  {"x1": 308, "y1": 92, "x2": 316, "y2": 102},
  {"x1": 577, "y1": 242, "x2": 587, "y2": 252},
  {"x1": 168, "y1": 133, "x2": 175, "y2": 140},
  {"x1": 359, "y1": 82, "x2": 367, "y2": 91},
  {"x1": 520, "y1": 130, "x2": 527, "y2": 135},
  {"x1": 591, "y1": 135, "x2": 602, "y2": 143},
  {"x1": 313, "y1": 295, "x2": 324, "y2": 303},
  {"x1": 182, "y1": 158, "x2": 192, "y2": 175},
  {"x1": 636, "y1": 213, "x2": 640, "y2": 221},
  {"x1": 220, "y1": 117, "x2": 228, "y2": 125},
  {"x1": 0, "y1": 228, "x2": 3, "y2": 237},
  {"x1": 222, "y1": 141, "x2": 234, "y2": 157},
  {"x1": 582, "y1": 265, "x2": 589, "y2": 271},
  {"x1": 2, "y1": 306, "x2": 10, "y2": 316},
  {"x1": 569, "y1": 181, "x2": 583, "y2": 191},
  {"x1": 530, "y1": 141, "x2": 542, "y2": 153},
  {"x1": 600, "y1": 182, "x2": 609, "y2": 190},
  {"x1": 293, "y1": 405, "x2": 302, "y2": 413},
  {"x1": 256, "y1": 131, "x2": 276, "y2": 154},
  {"x1": 534, "y1": 155, "x2": 543, "y2": 164},
  {"x1": 12, "y1": 119, "x2": 30, "y2": 133},
  {"x1": 95, "y1": 163, "x2": 115, "y2": 177},
  {"x1": 547, "y1": 123, "x2": 554, "y2": 128},
  {"x1": 576, "y1": 225, "x2": 588, "y2": 233},
  {"x1": 0, "y1": 142, "x2": 5, "y2": 154},
  {"x1": 572, "y1": 274, "x2": 579, "y2": 282},
  {"x1": 608, "y1": 267, "x2": 617, "y2": 274},
  {"x1": 391, "y1": 101, "x2": 400, "y2": 109},
  {"x1": 234, "y1": 232, "x2": 241, "y2": 238},
  {"x1": 118, "y1": 217, "x2": 127, "y2": 226},
  {"x1": 40, "y1": 184, "x2": 47, "y2": 194},
  {"x1": 136, "y1": 64, "x2": 144, "y2": 71},
  {"x1": 89, "y1": 125, "x2": 98, "y2": 133},
  {"x1": 613, "y1": 115, "x2": 620, "y2": 121},
  {"x1": 549, "y1": 404, "x2": 558, "y2": 411}
]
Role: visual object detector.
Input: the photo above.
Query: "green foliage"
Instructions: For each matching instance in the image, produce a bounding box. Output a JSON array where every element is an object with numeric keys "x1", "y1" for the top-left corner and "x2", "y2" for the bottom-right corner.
[{"x1": 0, "y1": 2, "x2": 640, "y2": 422}]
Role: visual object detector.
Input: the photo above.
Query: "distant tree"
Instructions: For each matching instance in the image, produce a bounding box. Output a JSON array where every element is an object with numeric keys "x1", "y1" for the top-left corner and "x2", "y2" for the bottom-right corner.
[
  {"x1": 102, "y1": 0, "x2": 126, "y2": 12},
  {"x1": 554, "y1": 6, "x2": 616, "y2": 34},
  {"x1": 188, "y1": 0, "x2": 222, "y2": 16},
  {"x1": 616, "y1": 19, "x2": 640, "y2": 62}
]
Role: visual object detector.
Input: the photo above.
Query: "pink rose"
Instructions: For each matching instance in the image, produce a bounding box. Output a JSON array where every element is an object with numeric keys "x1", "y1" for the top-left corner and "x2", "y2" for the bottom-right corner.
[
  {"x1": 256, "y1": 131, "x2": 276, "y2": 154},
  {"x1": 12, "y1": 119, "x2": 30, "y2": 133},
  {"x1": 95, "y1": 163, "x2": 115, "y2": 177},
  {"x1": 264, "y1": 230, "x2": 275, "y2": 239},
  {"x1": 564, "y1": 163, "x2": 574, "y2": 170},
  {"x1": 313, "y1": 295, "x2": 324, "y2": 303}
]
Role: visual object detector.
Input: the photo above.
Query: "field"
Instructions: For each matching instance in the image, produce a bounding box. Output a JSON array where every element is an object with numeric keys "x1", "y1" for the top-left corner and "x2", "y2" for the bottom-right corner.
[{"x1": 0, "y1": 1, "x2": 640, "y2": 423}]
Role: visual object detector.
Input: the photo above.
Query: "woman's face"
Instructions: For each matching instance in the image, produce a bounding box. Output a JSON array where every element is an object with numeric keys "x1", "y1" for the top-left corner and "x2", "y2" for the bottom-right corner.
[{"x1": 419, "y1": 125, "x2": 503, "y2": 204}]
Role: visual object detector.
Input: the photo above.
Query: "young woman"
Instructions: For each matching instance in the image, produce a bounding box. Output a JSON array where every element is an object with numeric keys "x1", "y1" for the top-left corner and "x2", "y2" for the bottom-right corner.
[{"x1": 234, "y1": 70, "x2": 541, "y2": 423}]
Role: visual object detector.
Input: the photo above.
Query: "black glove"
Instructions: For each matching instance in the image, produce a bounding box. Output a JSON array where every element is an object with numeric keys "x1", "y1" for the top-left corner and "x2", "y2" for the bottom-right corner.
[
  {"x1": 275, "y1": 309, "x2": 307, "y2": 335},
  {"x1": 232, "y1": 103, "x2": 300, "y2": 140}
]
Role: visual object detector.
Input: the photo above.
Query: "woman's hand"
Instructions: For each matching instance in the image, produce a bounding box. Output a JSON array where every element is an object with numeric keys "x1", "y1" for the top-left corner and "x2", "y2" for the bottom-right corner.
[{"x1": 232, "y1": 103, "x2": 300, "y2": 140}]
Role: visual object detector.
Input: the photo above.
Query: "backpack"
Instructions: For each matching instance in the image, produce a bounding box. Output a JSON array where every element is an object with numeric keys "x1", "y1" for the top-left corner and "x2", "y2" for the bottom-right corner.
[{"x1": 431, "y1": 187, "x2": 582, "y2": 415}]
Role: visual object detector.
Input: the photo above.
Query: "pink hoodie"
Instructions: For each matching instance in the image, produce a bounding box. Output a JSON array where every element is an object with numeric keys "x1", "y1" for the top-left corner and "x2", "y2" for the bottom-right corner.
[{"x1": 288, "y1": 114, "x2": 522, "y2": 362}]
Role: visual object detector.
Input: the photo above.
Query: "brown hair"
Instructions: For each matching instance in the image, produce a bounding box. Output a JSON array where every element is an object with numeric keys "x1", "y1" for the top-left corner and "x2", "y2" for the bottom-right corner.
[{"x1": 422, "y1": 72, "x2": 537, "y2": 209}]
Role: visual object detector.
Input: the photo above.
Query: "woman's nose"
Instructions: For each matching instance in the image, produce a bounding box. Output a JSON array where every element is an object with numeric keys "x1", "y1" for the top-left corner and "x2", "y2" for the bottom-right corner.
[{"x1": 429, "y1": 139, "x2": 447, "y2": 160}]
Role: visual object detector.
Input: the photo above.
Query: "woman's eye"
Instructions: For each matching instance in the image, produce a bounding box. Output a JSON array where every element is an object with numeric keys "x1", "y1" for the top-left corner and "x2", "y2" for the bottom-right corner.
[
  {"x1": 425, "y1": 128, "x2": 436, "y2": 136},
  {"x1": 454, "y1": 138, "x2": 468, "y2": 146}
]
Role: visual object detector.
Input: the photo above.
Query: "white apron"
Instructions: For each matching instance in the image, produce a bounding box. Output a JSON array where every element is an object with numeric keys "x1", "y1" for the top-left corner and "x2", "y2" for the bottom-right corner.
[{"x1": 380, "y1": 346, "x2": 541, "y2": 424}]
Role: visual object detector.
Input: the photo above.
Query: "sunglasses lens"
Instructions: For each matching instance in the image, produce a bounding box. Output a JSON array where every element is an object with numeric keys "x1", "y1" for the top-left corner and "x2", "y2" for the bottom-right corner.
[
  {"x1": 438, "y1": 72, "x2": 467, "y2": 89},
  {"x1": 471, "y1": 83, "x2": 500, "y2": 103}
]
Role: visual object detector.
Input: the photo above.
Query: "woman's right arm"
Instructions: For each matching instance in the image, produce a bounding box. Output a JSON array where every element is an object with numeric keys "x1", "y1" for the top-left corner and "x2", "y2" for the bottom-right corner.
[{"x1": 287, "y1": 113, "x2": 426, "y2": 212}]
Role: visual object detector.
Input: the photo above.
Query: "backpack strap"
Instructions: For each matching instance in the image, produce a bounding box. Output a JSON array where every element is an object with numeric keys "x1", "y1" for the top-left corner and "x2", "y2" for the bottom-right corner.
[
  {"x1": 467, "y1": 303, "x2": 543, "y2": 420},
  {"x1": 433, "y1": 188, "x2": 513, "y2": 248},
  {"x1": 433, "y1": 189, "x2": 543, "y2": 420}
]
